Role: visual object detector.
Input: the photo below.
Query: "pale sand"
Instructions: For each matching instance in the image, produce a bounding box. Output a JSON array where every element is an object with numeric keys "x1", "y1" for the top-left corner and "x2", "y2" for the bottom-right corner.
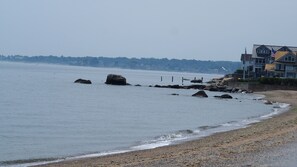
[{"x1": 38, "y1": 90, "x2": 297, "y2": 167}]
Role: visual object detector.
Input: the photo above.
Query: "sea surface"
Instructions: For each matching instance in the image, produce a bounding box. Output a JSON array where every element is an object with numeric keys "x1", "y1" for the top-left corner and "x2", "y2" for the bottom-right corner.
[{"x1": 0, "y1": 62, "x2": 288, "y2": 166}]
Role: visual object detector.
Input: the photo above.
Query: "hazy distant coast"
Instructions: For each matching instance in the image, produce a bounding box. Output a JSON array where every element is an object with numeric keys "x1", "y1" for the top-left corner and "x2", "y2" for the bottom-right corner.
[{"x1": 0, "y1": 55, "x2": 240, "y2": 74}]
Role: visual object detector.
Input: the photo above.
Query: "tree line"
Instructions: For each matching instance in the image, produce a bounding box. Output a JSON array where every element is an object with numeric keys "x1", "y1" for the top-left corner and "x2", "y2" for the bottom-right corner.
[{"x1": 0, "y1": 55, "x2": 240, "y2": 74}]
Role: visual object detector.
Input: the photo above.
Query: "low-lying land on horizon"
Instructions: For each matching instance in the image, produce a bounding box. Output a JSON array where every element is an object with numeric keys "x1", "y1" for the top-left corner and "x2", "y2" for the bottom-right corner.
[{"x1": 0, "y1": 55, "x2": 240, "y2": 74}]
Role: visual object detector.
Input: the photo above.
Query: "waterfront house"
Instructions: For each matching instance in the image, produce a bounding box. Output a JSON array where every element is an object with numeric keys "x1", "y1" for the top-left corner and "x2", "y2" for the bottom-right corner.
[
  {"x1": 265, "y1": 51, "x2": 297, "y2": 78},
  {"x1": 241, "y1": 44, "x2": 297, "y2": 79}
]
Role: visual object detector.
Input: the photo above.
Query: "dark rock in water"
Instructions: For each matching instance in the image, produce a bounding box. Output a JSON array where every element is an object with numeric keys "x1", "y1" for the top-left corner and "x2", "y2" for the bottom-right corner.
[
  {"x1": 214, "y1": 94, "x2": 233, "y2": 99},
  {"x1": 186, "y1": 84, "x2": 206, "y2": 89},
  {"x1": 191, "y1": 79, "x2": 202, "y2": 83},
  {"x1": 154, "y1": 85, "x2": 183, "y2": 89},
  {"x1": 221, "y1": 94, "x2": 233, "y2": 99},
  {"x1": 209, "y1": 87, "x2": 219, "y2": 92},
  {"x1": 171, "y1": 93, "x2": 179, "y2": 96},
  {"x1": 192, "y1": 90, "x2": 208, "y2": 98},
  {"x1": 105, "y1": 74, "x2": 127, "y2": 85},
  {"x1": 135, "y1": 84, "x2": 141, "y2": 87},
  {"x1": 171, "y1": 85, "x2": 182, "y2": 89},
  {"x1": 74, "y1": 78, "x2": 92, "y2": 84},
  {"x1": 177, "y1": 129, "x2": 193, "y2": 134}
]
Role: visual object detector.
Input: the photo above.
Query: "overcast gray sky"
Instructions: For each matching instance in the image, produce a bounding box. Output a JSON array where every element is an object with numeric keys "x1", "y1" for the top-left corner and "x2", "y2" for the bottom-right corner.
[{"x1": 0, "y1": 0, "x2": 296, "y2": 61}]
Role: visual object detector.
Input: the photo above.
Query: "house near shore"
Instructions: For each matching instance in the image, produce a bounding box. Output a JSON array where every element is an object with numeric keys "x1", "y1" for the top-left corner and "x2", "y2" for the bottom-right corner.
[{"x1": 241, "y1": 44, "x2": 297, "y2": 79}]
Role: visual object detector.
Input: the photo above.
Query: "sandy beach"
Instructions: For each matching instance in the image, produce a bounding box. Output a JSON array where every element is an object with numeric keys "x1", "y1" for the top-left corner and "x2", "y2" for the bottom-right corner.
[{"x1": 38, "y1": 90, "x2": 297, "y2": 167}]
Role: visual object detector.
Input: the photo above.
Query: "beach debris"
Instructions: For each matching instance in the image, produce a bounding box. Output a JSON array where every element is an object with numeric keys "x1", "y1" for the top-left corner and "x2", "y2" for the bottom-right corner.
[
  {"x1": 105, "y1": 74, "x2": 127, "y2": 85},
  {"x1": 192, "y1": 90, "x2": 208, "y2": 98},
  {"x1": 214, "y1": 94, "x2": 233, "y2": 99},
  {"x1": 74, "y1": 78, "x2": 92, "y2": 84}
]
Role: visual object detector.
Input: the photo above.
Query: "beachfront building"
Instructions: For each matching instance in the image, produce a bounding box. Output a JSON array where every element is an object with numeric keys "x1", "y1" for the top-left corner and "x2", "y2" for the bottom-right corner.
[
  {"x1": 265, "y1": 51, "x2": 297, "y2": 78},
  {"x1": 240, "y1": 49, "x2": 253, "y2": 79},
  {"x1": 241, "y1": 44, "x2": 297, "y2": 79}
]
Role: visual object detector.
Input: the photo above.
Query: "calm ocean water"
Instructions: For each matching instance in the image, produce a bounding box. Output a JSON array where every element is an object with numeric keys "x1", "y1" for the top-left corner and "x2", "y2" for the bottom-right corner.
[{"x1": 0, "y1": 62, "x2": 286, "y2": 166}]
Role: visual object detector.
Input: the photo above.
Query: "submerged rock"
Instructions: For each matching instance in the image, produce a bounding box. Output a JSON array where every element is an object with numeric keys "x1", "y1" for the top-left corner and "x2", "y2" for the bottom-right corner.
[
  {"x1": 214, "y1": 94, "x2": 233, "y2": 99},
  {"x1": 190, "y1": 79, "x2": 202, "y2": 83},
  {"x1": 74, "y1": 78, "x2": 92, "y2": 84},
  {"x1": 192, "y1": 90, "x2": 208, "y2": 98},
  {"x1": 221, "y1": 94, "x2": 233, "y2": 99},
  {"x1": 105, "y1": 74, "x2": 127, "y2": 85}
]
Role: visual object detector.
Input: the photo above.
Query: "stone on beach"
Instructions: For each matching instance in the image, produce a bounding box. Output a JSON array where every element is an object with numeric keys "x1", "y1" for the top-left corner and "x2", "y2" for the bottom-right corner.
[
  {"x1": 192, "y1": 90, "x2": 208, "y2": 98},
  {"x1": 105, "y1": 74, "x2": 127, "y2": 85}
]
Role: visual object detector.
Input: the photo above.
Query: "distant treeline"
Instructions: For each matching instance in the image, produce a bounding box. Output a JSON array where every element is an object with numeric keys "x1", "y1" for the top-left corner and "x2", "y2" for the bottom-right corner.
[{"x1": 0, "y1": 55, "x2": 241, "y2": 74}]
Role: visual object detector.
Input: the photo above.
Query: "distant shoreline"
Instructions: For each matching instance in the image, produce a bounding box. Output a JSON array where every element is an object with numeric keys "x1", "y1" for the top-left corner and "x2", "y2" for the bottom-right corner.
[
  {"x1": 0, "y1": 55, "x2": 240, "y2": 74},
  {"x1": 37, "y1": 90, "x2": 297, "y2": 167}
]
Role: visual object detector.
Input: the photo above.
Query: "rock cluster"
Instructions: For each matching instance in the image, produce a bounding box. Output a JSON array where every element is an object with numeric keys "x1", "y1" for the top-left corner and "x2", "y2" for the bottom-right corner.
[
  {"x1": 153, "y1": 84, "x2": 250, "y2": 93},
  {"x1": 154, "y1": 84, "x2": 206, "y2": 89}
]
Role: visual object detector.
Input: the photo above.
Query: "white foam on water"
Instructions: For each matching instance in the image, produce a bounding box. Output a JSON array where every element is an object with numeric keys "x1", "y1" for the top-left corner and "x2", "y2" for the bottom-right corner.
[
  {"x1": 260, "y1": 103, "x2": 290, "y2": 119},
  {"x1": 68, "y1": 150, "x2": 130, "y2": 159},
  {"x1": 131, "y1": 141, "x2": 171, "y2": 150}
]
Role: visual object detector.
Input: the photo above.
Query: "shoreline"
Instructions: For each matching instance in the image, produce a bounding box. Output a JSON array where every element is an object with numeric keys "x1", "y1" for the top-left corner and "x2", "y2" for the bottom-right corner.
[{"x1": 36, "y1": 90, "x2": 297, "y2": 167}]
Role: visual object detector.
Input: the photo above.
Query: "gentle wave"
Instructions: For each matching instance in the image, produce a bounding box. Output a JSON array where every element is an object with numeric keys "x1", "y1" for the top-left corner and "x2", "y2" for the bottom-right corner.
[{"x1": 125, "y1": 101, "x2": 290, "y2": 152}]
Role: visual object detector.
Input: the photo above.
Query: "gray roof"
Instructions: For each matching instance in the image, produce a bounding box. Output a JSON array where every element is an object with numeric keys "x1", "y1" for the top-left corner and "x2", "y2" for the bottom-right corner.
[{"x1": 252, "y1": 44, "x2": 297, "y2": 58}]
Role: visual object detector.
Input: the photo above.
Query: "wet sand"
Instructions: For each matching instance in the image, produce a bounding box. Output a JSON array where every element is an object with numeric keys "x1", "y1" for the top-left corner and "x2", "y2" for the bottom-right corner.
[{"x1": 38, "y1": 90, "x2": 297, "y2": 167}]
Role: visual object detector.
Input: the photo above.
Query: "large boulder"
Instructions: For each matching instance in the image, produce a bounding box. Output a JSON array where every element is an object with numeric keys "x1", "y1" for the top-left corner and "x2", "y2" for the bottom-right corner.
[
  {"x1": 74, "y1": 78, "x2": 92, "y2": 84},
  {"x1": 192, "y1": 90, "x2": 208, "y2": 98},
  {"x1": 214, "y1": 94, "x2": 233, "y2": 99},
  {"x1": 105, "y1": 74, "x2": 127, "y2": 85}
]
